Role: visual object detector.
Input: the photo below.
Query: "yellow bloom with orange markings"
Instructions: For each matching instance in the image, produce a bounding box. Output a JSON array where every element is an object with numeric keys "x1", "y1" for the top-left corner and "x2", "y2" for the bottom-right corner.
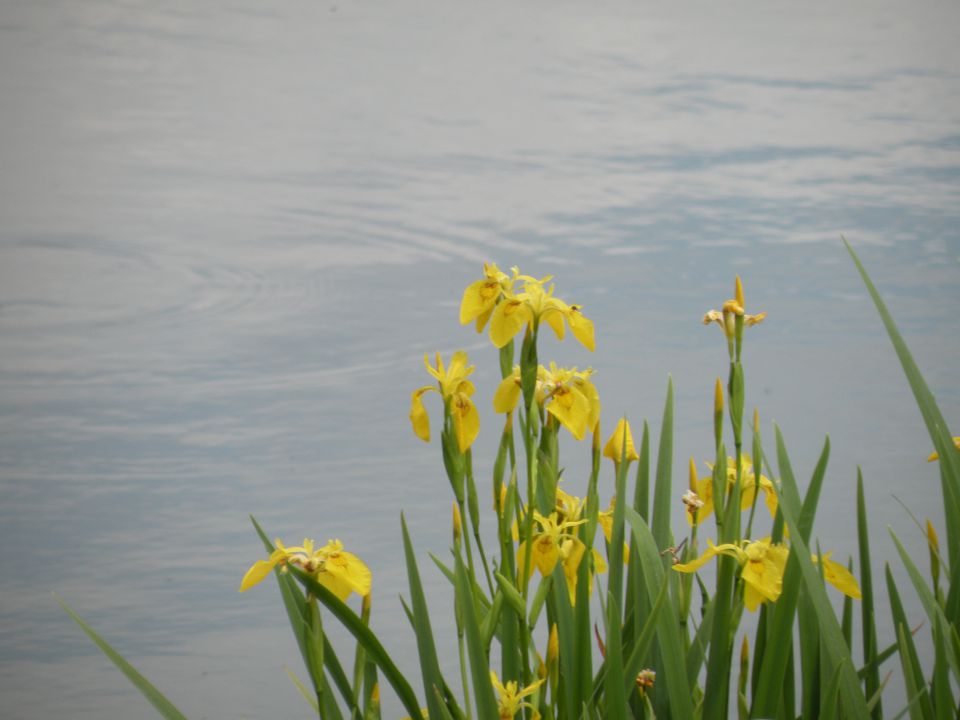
[
  {"x1": 459, "y1": 263, "x2": 595, "y2": 351},
  {"x1": 494, "y1": 363, "x2": 600, "y2": 440},
  {"x1": 674, "y1": 537, "x2": 788, "y2": 611},
  {"x1": 409, "y1": 350, "x2": 480, "y2": 453},
  {"x1": 240, "y1": 538, "x2": 371, "y2": 601}
]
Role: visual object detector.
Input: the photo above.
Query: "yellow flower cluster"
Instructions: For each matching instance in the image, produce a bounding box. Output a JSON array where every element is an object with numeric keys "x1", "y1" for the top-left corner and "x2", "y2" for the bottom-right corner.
[
  {"x1": 460, "y1": 263, "x2": 595, "y2": 351},
  {"x1": 240, "y1": 538, "x2": 371, "y2": 601},
  {"x1": 493, "y1": 363, "x2": 600, "y2": 440}
]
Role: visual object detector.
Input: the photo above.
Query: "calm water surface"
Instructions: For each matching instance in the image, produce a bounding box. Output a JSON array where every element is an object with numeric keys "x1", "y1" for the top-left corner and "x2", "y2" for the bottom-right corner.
[{"x1": 1, "y1": 1, "x2": 958, "y2": 717}]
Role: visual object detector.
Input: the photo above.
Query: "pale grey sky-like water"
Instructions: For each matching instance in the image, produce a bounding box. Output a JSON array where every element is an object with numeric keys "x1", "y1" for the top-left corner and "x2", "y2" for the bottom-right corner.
[{"x1": 1, "y1": 1, "x2": 958, "y2": 717}]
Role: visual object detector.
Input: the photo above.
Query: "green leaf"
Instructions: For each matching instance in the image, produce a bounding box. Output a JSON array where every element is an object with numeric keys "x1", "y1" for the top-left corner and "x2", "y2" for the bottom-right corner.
[
  {"x1": 604, "y1": 592, "x2": 627, "y2": 717},
  {"x1": 889, "y1": 529, "x2": 960, "y2": 684},
  {"x1": 652, "y1": 377, "x2": 674, "y2": 557},
  {"x1": 287, "y1": 566, "x2": 423, "y2": 720},
  {"x1": 622, "y1": 576, "x2": 668, "y2": 697},
  {"x1": 886, "y1": 564, "x2": 933, "y2": 720},
  {"x1": 56, "y1": 595, "x2": 189, "y2": 720},
  {"x1": 773, "y1": 425, "x2": 870, "y2": 719},
  {"x1": 453, "y1": 549, "x2": 498, "y2": 719},
  {"x1": 284, "y1": 666, "x2": 321, "y2": 716},
  {"x1": 624, "y1": 507, "x2": 694, "y2": 719},
  {"x1": 856, "y1": 469, "x2": 883, "y2": 720},
  {"x1": 845, "y1": 238, "x2": 960, "y2": 570},
  {"x1": 401, "y1": 514, "x2": 446, "y2": 720}
]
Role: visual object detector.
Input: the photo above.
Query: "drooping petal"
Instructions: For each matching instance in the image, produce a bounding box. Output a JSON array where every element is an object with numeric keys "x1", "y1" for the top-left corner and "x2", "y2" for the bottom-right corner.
[
  {"x1": 451, "y1": 393, "x2": 480, "y2": 452},
  {"x1": 489, "y1": 297, "x2": 532, "y2": 348},
  {"x1": 240, "y1": 559, "x2": 277, "y2": 592},
  {"x1": 493, "y1": 374, "x2": 522, "y2": 414},
  {"x1": 540, "y1": 306, "x2": 567, "y2": 341},
  {"x1": 815, "y1": 553, "x2": 862, "y2": 599},
  {"x1": 460, "y1": 278, "x2": 503, "y2": 326},
  {"x1": 566, "y1": 305, "x2": 595, "y2": 351},
  {"x1": 409, "y1": 386, "x2": 435, "y2": 442},
  {"x1": 318, "y1": 549, "x2": 372, "y2": 600},
  {"x1": 546, "y1": 385, "x2": 590, "y2": 440},
  {"x1": 532, "y1": 534, "x2": 561, "y2": 576}
]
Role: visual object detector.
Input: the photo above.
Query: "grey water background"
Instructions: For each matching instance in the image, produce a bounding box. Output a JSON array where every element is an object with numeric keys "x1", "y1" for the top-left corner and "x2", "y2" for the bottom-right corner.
[{"x1": 1, "y1": 0, "x2": 958, "y2": 717}]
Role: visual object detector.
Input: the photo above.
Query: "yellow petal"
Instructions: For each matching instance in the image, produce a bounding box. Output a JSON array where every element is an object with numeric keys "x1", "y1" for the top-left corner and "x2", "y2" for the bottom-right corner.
[
  {"x1": 541, "y1": 307, "x2": 566, "y2": 341},
  {"x1": 409, "y1": 387, "x2": 434, "y2": 442},
  {"x1": 240, "y1": 559, "x2": 277, "y2": 592},
  {"x1": 451, "y1": 393, "x2": 480, "y2": 452},
  {"x1": 460, "y1": 278, "x2": 502, "y2": 325},
  {"x1": 489, "y1": 297, "x2": 532, "y2": 348},
  {"x1": 546, "y1": 385, "x2": 590, "y2": 440},
  {"x1": 493, "y1": 374, "x2": 522, "y2": 414},
  {"x1": 566, "y1": 305, "x2": 595, "y2": 352},
  {"x1": 533, "y1": 535, "x2": 561, "y2": 577},
  {"x1": 603, "y1": 418, "x2": 639, "y2": 462},
  {"x1": 319, "y1": 550, "x2": 372, "y2": 600},
  {"x1": 816, "y1": 555, "x2": 862, "y2": 599}
]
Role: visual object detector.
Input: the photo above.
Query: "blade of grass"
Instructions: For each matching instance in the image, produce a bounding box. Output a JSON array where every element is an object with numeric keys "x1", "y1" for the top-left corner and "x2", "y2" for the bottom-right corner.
[{"x1": 56, "y1": 595, "x2": 188, "y2": 720}]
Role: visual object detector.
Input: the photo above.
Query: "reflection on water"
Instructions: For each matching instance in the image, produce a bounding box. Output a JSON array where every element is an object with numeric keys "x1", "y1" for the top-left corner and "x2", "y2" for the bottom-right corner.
[{"x1": 1, "y1": 0, "x2": 958, "y2": 716}]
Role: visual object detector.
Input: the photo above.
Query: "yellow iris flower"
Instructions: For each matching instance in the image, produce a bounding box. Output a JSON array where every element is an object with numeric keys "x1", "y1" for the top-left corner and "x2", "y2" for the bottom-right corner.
[
  {"x1": 493, "y1": 363, "x2": 600, "y2": 440},
  {"x1": 674, "y1": 537, "x2": 789, "y2": 612},
  {"x1": 703, "y1": 275, "x2": 766, "y2": 339},
  {"x1": 240, "y1": 538, "x2": 372, "y2": 601},
  {"x1": 687, "y1": 454, "x2": 777, "y2": 526},
  {"x1": 490, "y1": 670, "x2": 544, "y2": 720},
  {"x1": 927, "y1": 436, "x2": 960, "y2": 462},
  {"x1": 517, "y1": 511, "x2": 587, "y2": 581},
  {"x1": 410, "y1": 350, "x2": 480, "y2": 453},
  {"x1": 459, "y1": 264, "x2": 595, "y2": 351},
  {"x1": 459, "y1": 263, "x2": 519, "y2": 331}
]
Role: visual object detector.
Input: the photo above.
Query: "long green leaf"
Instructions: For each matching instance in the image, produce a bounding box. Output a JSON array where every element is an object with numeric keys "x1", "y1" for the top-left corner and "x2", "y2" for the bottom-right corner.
[
  {"x1": 774, "y1": 425, "x2": 870, "y2": 719},
  {"x1": 453, "y1": 549, "x2": 498, "y2": 719},
  {"x1": 751, "y1": 435, "x2": 831, "y2": 716},
  {"x1": 401, "y1": 514, "x2": 446, "y2": 720},
  {"x1": 889, "y1": 530, "x2": 960, "y2": 684},
  {"x1": 886, "y1": 564, "x2": 933, "y2": 720},
  {"x1": 856, "y1": 470, "x2": 883, "y2": 720},
  {"x1": 845, "y1": 239, "x2": 960, "y2": 569},
  {"x1": 624, "y1": 507, "x2": 694, "y2": 719},
  {"x1": 56, "y1": 596, "x2": 188, "y2": 720},
  {"x1": 604, "y1": 592, "x2": 627, "y2": 717},
  {"x1": 287, "y1": 567, "x2": 423, "y2": 720},
  {"x1": 651, "y1": 377, "x2": 674, "y2": 556}
]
